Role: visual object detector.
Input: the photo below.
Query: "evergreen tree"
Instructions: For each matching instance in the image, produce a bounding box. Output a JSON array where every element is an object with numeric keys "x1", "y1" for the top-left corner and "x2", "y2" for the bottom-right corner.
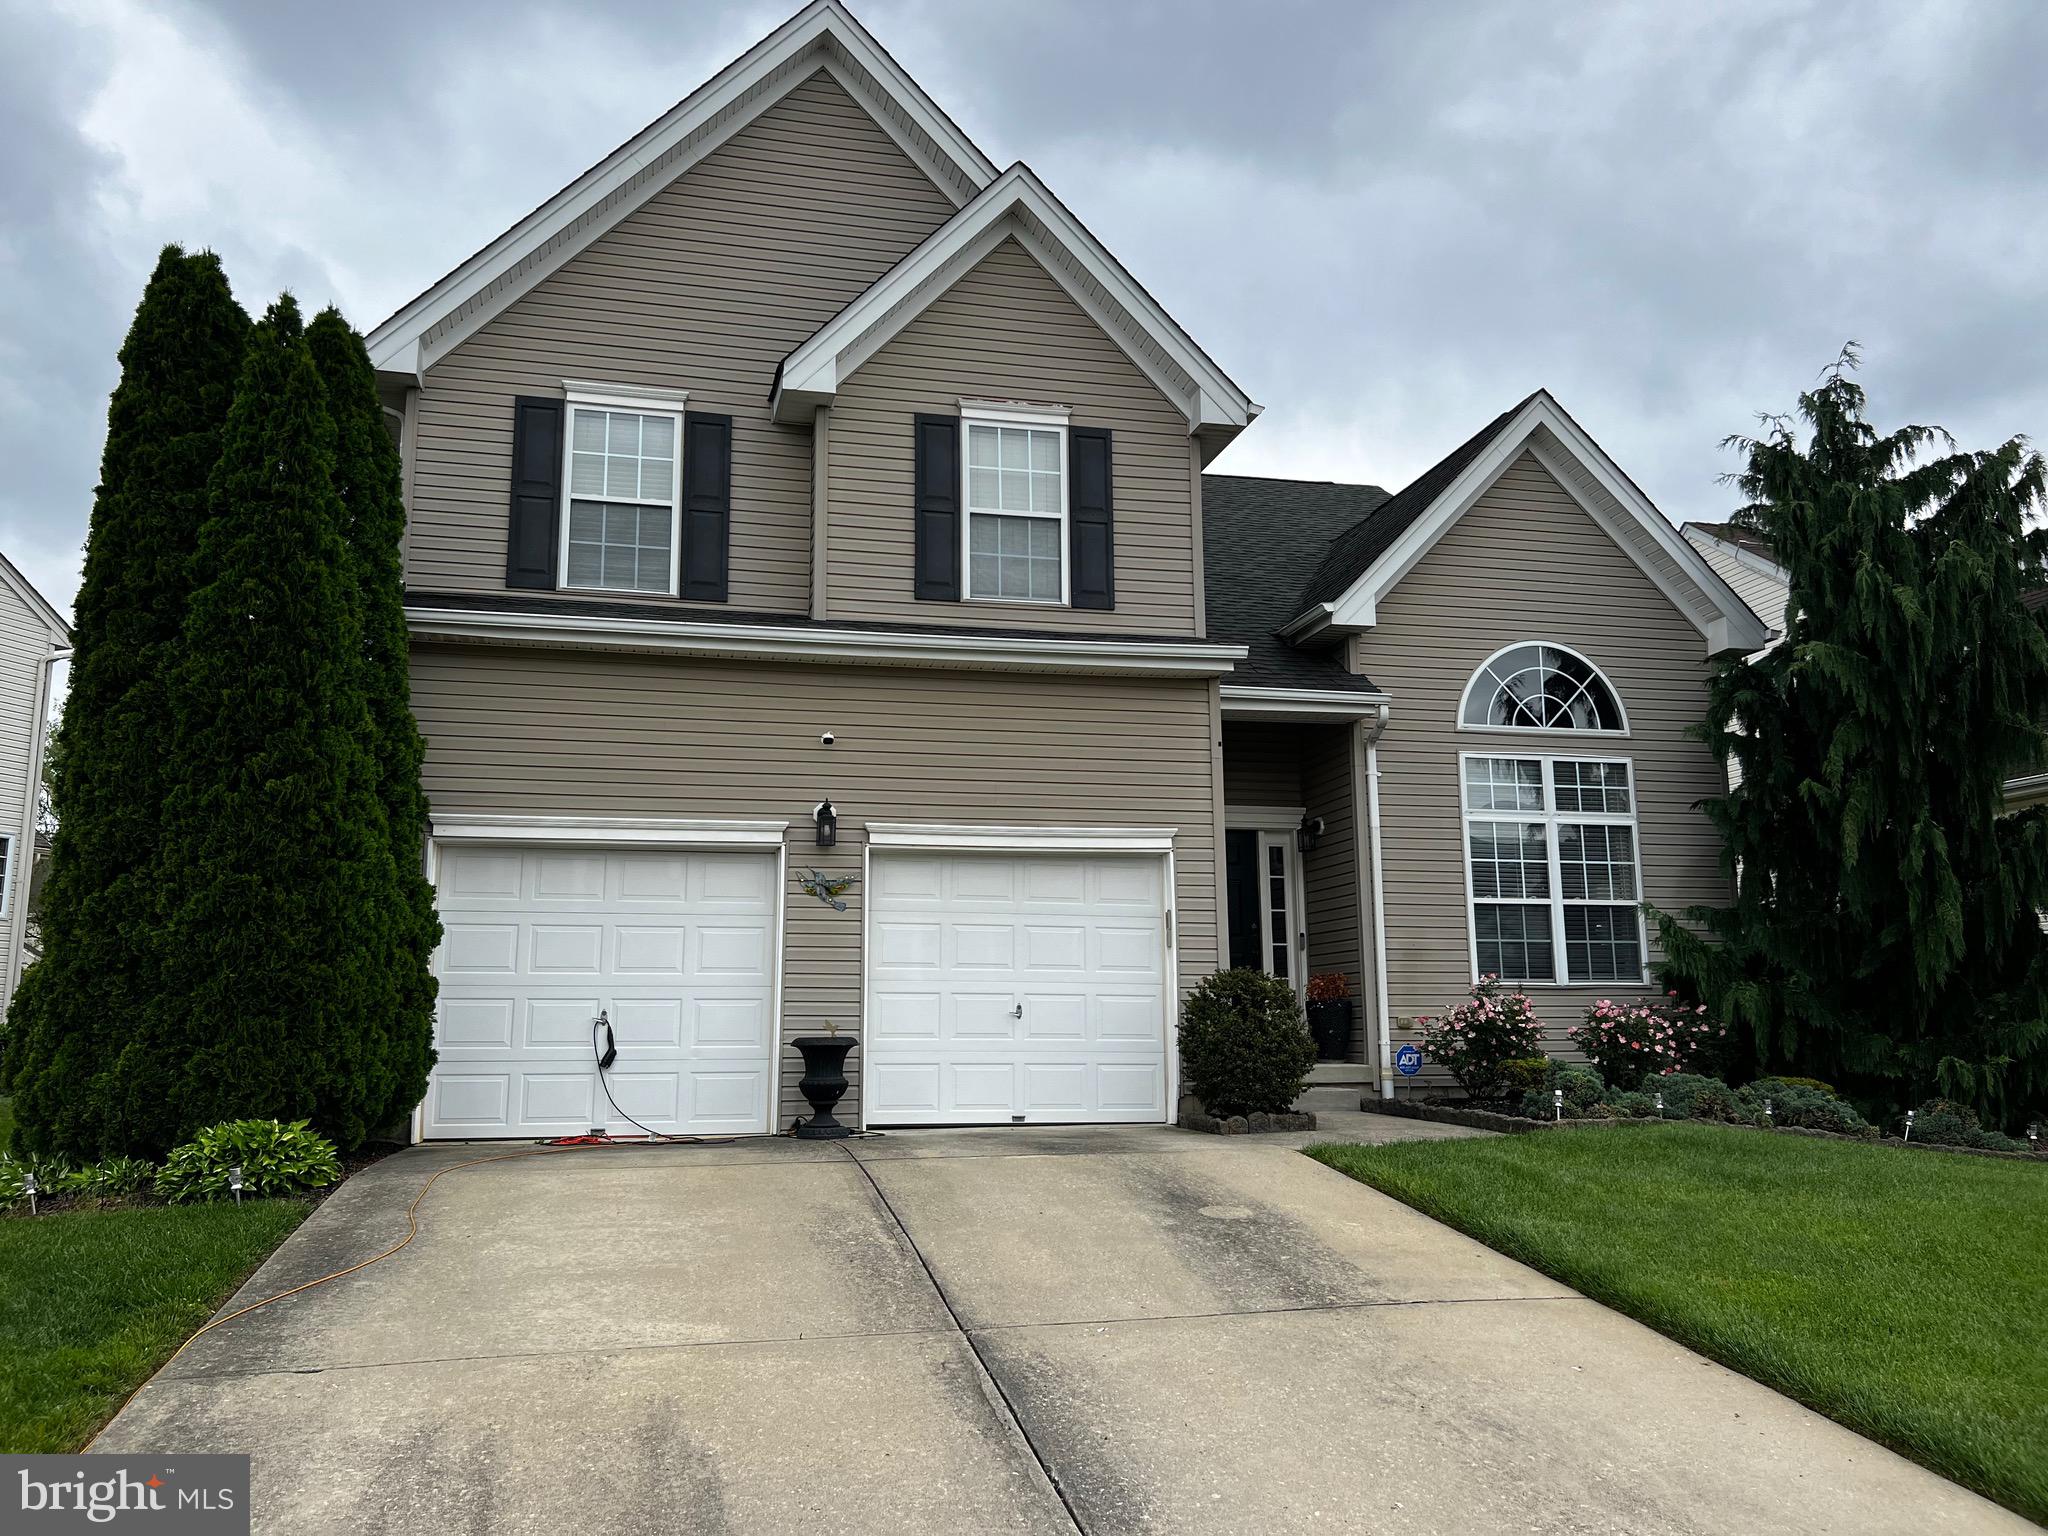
[
  {"x1": 2, "y1": 248, "x2": 248, "y2": 1156},
  {"x1": 1657, "y1": 350, "x2": 2048, "y2": 1127},
  {"x1": 133, "y1": 295, "x2": 405, "y2": 1152},
  {"x1": 308, "y1": 306, "x2": 438, "y2": 1126}
]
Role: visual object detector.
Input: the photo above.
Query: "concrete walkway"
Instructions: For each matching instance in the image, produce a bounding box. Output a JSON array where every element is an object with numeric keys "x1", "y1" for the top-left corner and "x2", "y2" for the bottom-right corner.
[{"x1": 97, "y1": 1119, "x2": 2027, "y2": 1534}]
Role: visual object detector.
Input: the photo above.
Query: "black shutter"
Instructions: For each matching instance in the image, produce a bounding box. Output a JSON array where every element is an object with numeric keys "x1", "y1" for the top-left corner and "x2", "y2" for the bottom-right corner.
[
  {"x1": 1068, "y1": 425, "x2": 1114, "y2": 609},
  {"x1": 505, "y1": 396, "x2": 563, "y2": 589},
  {"x1": 913, "y1": 413, "x2": 961, "y2": 601},
  {"x1": 679, "y1": 411, "x2": 731, "y2": 602}
]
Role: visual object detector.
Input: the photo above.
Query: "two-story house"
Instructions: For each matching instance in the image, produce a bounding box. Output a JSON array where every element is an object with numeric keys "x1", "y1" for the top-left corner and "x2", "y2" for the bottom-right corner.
[{"x1": 368, "y1": 0, "x2": 1770, "y2": 1139}]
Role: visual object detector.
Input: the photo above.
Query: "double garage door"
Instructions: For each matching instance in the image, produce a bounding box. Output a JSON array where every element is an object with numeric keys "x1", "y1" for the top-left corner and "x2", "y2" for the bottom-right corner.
[{"x1": 424, "y1": 842, "x2": 1170, "y2": 1138}]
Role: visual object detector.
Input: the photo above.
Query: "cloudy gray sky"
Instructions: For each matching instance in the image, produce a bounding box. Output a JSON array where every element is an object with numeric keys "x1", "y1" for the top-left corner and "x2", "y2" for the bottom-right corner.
[{"x1": 3, "y1": 0, "x2": 2044, "y2": 618}]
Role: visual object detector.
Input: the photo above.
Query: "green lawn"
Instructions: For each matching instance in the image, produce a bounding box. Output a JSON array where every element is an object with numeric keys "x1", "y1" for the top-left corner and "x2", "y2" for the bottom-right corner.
[
  {"x1": 1309, "y1": 1123, "x2": 2048, "y2": 1524},
  {"x1": 0, "y1": 1200, "x2": 307, "y2": 1452}
]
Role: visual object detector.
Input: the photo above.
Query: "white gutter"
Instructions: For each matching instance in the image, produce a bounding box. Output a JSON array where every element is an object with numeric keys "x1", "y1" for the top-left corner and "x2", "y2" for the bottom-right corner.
[
  {"x1": 406, "y1": 605, "x2": 1248, "y2": 679},
  {"x1": 1362, "y1": 701, "x2": 1395, "y2": 1099},
  {"x1": 1219, "y1": 684, "x2": 1390, "y2": 719}
]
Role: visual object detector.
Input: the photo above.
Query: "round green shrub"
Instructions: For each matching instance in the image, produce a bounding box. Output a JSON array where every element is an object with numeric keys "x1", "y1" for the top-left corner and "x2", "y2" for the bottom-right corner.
[
  {"x1": 1740, "y1": 1083, "x2": 1870, "y2": 1135},
  {"x1": 1179, "y1": 968, "x2": 1317, "y2": 1116},
  {"x1": 1555, "y1": 1064, "x2": 1607, "y2": 1113},
  {"x1": 1603, "y1": 1091, "x2": 1660, "y2": 1119},
  {"x1": 1750, "y1": 1075, "x2": 1837, "y2": 1099},
  {"x1": 154, "y1": 1119, "x2": 342, "y2": 1203},
  {"x1": 1495, "y1": 1057, "x2": 1555, "y2": 1097}
]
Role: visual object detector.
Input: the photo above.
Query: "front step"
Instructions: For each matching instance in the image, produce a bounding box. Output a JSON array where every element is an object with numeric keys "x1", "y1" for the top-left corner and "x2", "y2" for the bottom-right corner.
[{"x1": 1294, "y1": 1083, "x2": 1372, "y2": 1114}]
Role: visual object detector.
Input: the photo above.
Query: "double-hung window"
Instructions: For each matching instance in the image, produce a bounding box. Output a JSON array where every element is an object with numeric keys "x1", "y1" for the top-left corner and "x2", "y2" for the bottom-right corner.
[
  {"x1": 560, "y1": 388, "x2": 686, "y2": 596},
  {"x1": 962, "y1": 403, "x2": 1067, "y2": 604},
  {"x1": 1462, "y1": 753, "x2": 1646, "y2": 984}
]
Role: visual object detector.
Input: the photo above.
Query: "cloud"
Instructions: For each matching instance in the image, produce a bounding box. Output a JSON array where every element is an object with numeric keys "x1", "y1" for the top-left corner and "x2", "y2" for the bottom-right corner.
[{"x1": 4, "y1": 0, "x2": 2044, "y2": 622}]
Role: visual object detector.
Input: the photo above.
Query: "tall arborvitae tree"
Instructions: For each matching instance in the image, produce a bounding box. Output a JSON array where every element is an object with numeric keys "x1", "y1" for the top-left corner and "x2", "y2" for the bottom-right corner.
[
  {"x1": 2, "y1": 247, "x2": 248, "y2": 1157},
  {"x1": 129, "y1": 295, "x2": 405, "y2": 1153},
  {"x1": 308, "y1": 306, "x2": 438, "y2": 1124},
  {"x1": 1657, "y1": 351, "x2": 2048, "y2": 1128}
]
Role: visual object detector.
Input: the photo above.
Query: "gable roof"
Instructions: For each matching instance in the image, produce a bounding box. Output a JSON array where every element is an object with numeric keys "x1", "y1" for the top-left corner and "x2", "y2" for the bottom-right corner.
[
  {"x1": 1283, "y1": 390, "x2": 1772, "y2": 658},
  {"x1": 1296, "y1": 394, "x2": 1536, "y2": 610},
  {"x1": 771, "y1": 163, "x2": 1260, "y2": 450},
  {"x1": 365, "y1": 0, "x2": 997, "y2": 382},
  {"x1": 1202, "y1": 475, "x2": 1390, "y2": 694},
  {"x1": 0, "y1": 551, "x2": 69, "y2": 643},
  {"x1": 1682, "y1": 519, "x2": 1778, "y2": 565}
]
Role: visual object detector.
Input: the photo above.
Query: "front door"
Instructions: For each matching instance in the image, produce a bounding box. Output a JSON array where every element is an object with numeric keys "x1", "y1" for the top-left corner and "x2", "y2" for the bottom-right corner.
[{"x1": 1224, "y1": 828, "x2": 1303, "y2": 992}]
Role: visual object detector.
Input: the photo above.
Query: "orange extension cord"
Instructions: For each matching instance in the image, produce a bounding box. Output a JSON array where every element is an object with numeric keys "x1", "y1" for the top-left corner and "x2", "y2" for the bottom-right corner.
[{"x1": 94, "y1": 1134, "x2": 764, "y2": 1442}]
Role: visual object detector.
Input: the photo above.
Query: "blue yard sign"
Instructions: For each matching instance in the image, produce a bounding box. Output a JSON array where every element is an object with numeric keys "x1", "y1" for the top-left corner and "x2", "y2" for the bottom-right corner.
[{"x1": 1395, "y1": 1043, "x2": 1423, "y2": 1077}]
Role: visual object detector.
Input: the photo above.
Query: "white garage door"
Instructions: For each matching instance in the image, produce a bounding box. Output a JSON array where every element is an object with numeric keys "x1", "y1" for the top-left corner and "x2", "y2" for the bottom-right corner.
[
  {"x1": 866, "y1": 852, "x2": 1170, "y2": 1126},
  {"x1": 426, "y1": 844, "x2": 778, "y2": 1139}
]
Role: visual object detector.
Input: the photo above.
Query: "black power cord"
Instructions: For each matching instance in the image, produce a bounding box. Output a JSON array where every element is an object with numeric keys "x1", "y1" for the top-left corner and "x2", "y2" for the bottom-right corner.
[{"x1": 590, "y1": 1010, "x2": 696, "y2": 1143}]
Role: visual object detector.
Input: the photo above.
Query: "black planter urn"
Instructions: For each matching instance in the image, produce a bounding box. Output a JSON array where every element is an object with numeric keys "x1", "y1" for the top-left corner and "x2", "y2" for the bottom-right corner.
[
  {"x1": 1307, "y1": 999, "x2": 1354, "y2": 1062},
  {"x1": 791, "y1": 1035, "x2": 857, "y2": 1139}
]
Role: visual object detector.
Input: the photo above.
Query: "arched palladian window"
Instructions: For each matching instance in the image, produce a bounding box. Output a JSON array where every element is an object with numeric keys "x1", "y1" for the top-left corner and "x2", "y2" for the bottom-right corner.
[{"x1": 1460, "y1": 643, "x2": 1626, "y2": 733}]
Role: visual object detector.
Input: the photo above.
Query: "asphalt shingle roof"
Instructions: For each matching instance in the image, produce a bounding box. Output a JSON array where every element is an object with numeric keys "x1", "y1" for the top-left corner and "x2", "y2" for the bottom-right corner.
[
  {"x1": 1294, "y1": 392, "x2": 1539, "y2": 610},
  {"x1": 1199, "y1": 475, "x2": 1391, "y2": 693},
  {"x1": 1682, "y1": 519, "x2": 1778, "y2": 562}
]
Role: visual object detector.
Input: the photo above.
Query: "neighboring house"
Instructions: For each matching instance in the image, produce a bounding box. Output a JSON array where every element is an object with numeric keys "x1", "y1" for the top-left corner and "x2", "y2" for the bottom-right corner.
[
  {"x1": 0, "y1": 553, "x2": 69, "y2": 1012},
  {"x1": 367, "y1": 0, "x2": 1770, "y2": 1135}
]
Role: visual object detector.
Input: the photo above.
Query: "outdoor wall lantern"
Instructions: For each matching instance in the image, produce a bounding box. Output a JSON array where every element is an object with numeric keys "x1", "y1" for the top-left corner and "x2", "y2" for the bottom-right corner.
[
  {"x1": 814, "y1": 800, "x2": 838, "y2": 848},
  {"x1": 1297, "y1": 813, "x2": 1325, "y2": 855}
]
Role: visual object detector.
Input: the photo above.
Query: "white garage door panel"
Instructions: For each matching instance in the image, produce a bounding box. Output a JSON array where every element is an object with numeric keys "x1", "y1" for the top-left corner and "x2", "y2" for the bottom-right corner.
[
  {"x1": 866, "y1": 852, "x2": 1170, "y2": 1126},
  {"x1": 426, "y1": 846, "x2": 777, "y2": 1139}
]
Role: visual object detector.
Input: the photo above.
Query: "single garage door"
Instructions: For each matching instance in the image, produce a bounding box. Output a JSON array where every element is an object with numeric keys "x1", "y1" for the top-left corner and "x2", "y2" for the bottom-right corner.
[
  {"x1": 866, "y1": 852, "x2": 1171, "y2": 1126},
  {"x1": 426, "y1": 844, "x2": 778, "y2": 1139}
]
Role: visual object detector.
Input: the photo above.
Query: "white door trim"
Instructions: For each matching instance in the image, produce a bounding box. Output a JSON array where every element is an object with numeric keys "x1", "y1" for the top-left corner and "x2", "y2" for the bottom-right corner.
[
  {"x1": 865, "y1": 822, "x2": 1177, "y2": 854},
  {"x1": 431, "y1": 813, "x2": 788, "y2": 848},
  {"x1": 414, "y1": 817, "x2": 789, "y2": 1141}
]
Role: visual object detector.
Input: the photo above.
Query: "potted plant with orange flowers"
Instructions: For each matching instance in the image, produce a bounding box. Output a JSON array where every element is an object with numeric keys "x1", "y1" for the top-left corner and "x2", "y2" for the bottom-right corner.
[{"x1": 1305, "y1": 972, "x2": 1354, "y2": 1061}]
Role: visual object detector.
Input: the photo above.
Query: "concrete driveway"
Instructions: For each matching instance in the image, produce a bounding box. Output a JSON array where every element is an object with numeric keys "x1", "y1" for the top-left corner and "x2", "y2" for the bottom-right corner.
[{"x1": 97, "y1": 1115, "x2": 2026, "y2": 1534}]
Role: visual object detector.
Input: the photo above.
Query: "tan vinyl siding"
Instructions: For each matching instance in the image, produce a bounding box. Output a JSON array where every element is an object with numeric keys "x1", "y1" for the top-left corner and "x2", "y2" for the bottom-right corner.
[
  {"x1": 404, "y1": 71, "x2": 957, "y2": 613},
  {"x1": 1301, "y1": 724, "x2": 1365, "y2": 1056},
  {"x1": 410, "y1": 646, "x2": 1220, "y2": 1127},
  {"x1": 1358, "y1": 451, "x2": 1730, "y2": 1085},
  {"x1": 824, "y1": 238, "x2": 1200, "y2": 635},
  {"x1": 1222, "y1": 723, "x2": 1302, "y2": 807}
]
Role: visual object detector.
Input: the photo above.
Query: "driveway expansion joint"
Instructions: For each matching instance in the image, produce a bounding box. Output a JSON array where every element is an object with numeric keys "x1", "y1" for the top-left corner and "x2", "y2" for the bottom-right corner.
[
  {"x1": 841, "y1": 1144, "x2": 1089, "y2": 1535},
  {"x1": 960, "y1": 1292, "x2": 1591, "y2": 1334}
]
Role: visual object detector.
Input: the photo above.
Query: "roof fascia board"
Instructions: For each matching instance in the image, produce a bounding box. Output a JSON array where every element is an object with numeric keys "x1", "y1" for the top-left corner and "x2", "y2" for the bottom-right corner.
[
  {"x1": 1685, "y1": 526, "x2": 1791, "y2": 586},
  {"x1": 772, "y1": 166, "x2": 1256, "y2": 435},
  {"x1": 0, "y1": 553, "x2": 70, "y2": 641},
  {"x1": 1218, "y1": 684, "x2": 1390, "y2": 720},
  {"x1": 366, "y1": 0, "x2": 996, "y2": 376},
  {"x1": 1316, "y1": 396, "x2": 1770, "y2": 657},
  {"x1": 406, "y1": 604, "x2": 1248, "y2": 677}
]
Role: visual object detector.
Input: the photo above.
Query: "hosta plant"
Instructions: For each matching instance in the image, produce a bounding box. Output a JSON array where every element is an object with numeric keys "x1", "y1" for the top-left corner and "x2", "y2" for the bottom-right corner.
[
  {"x1": 1416, "y1": 977, "x2": 1544, "y2": 1099},
  {"x1": 154, "y1": 1119, "x2": 342, "y2": 1203}
]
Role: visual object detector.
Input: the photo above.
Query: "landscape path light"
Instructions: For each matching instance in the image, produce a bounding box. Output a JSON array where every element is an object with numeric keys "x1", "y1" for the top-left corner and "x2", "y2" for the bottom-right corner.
[
  {"x1": 23, "y1": 1171, "x2": 37, "y2": 1217},
  {"x1": 1552, "y1": 1086, "x2": 1563, "y2": 1124},
  {"x1": 229, "y1": 1165, "x2": 244, "y2": 1206},
  {"x1": 1904, "y1": 1108, "x2": 1915, "y2": 1143}
]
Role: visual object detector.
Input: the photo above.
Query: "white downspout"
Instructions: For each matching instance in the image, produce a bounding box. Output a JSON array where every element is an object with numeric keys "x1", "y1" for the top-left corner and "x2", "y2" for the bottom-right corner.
[
  {"x1": 9, "y1": 644, "x2": 69, "y2": 1006},
  {"x1": 1363, "y1": 702, "x2": 1395, "y2": 1099}
]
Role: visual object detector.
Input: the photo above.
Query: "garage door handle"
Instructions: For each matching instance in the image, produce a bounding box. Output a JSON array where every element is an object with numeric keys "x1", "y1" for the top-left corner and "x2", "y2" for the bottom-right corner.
[{"x1": 1012, "y1": 1003, "x2": 1023, "y2": 1019}]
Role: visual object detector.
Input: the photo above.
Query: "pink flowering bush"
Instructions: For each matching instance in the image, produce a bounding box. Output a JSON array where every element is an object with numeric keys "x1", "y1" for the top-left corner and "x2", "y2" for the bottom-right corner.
[
  {"x1": 1568, "y1": 993, "x2": 1725, "y2": 1089},
  {"x1": 1415, "y1": 977, "x2": 1544, "y2": 1099}
]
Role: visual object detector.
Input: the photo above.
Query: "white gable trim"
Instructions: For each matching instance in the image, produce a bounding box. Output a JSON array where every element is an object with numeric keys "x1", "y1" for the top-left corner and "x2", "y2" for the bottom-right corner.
[
  {"x1": 770, "y1": 164, "x2": 1259, "y2": 442},
  {"x1": 1311, "y1": 394, "x2": 1770, "y2": 658},
  {"x1": 365, "y1": 0, "x2": 997, "y2": 380},
  {"x1": 1683, "y1": 524, "x2": 1790, "y2": 586},
  {"x1": 0, "y1": 552, "x2": 68, "y2": 641}
]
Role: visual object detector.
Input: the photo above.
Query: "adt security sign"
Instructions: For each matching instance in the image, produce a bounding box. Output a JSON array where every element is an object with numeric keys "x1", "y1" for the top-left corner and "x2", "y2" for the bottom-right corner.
[{"x1": 1395, "y1": 1043, "x2": 1423, "y2": 1077}]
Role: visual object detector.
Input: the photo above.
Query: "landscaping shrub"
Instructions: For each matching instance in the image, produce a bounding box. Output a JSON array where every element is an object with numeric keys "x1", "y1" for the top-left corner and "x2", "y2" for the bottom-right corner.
[
  {"x1": 1568, "y1": 995, "x2": 1726, "y2": 1089},
  {"x1": 1496, "y1": 1057, "x2": 1554, "y2": 1098},
  {"x1": 1416, "y1": 977, "x2": 1544, "y2": 1100},
  {"x1": 1739, "y1": 1083, "x2": 1872, "y2": 1136},
  {"x1": 1178, "y1": 969, "x2": 1317, "y2": 1116},
  {"x1": 0, "y1": 1153, "x2": 73, "y2": 1209},
  {"x1": 71, "y1": 1157, "x2": 159, "y2": 1201},
  {"x1": 1650, "y1": 1072, "x2": 1745, "y2": 1122},
  {"x1": 1603, "y1": 1091, "x2": 1661, "y2": 1119},
  {"x1": 1751, "y1": 1075, "x2": 1838, "y2": 1099},
  {"x1": 1516, "y1": 1066, "x2": 1609, "y2": 1121},
  {"x1": 153, "y1": 1120, "x2": 340, "y2": 1203},
  {"x1": 1903, "y1": 1100, "x2": 2030, "y2": 1151}
]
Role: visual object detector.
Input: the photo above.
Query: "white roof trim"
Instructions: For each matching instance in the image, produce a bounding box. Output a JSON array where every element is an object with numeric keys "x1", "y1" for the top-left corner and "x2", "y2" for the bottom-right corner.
[
  {"x1": 0, "y1": 552, "x2": 69, "y2": 642},
  {"x1": 867, "y1": 822, "x2": 1176, "y2": 854},
  {"x1": 431, "y1": 813, "x2": 788, "y2": 848},
  {"x1": 406, "y1": 603, "x2": 1247, "y2": 678},
  {"x1": 1218, "y1": 684, "x2": 1389, "y2": 720},
  {"x1": 365, "y1": 0, "x2": 997, "y2": 378},
  {"x1": 1314, "y1": 393, "x2": 1770, "y2": 659},
  {"x1": 1683, "y1": 524, "x2": 1791, "y2": 586},
  {"x1": 771, "y1": 164, "x2": 1259, "y2": 439}
]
